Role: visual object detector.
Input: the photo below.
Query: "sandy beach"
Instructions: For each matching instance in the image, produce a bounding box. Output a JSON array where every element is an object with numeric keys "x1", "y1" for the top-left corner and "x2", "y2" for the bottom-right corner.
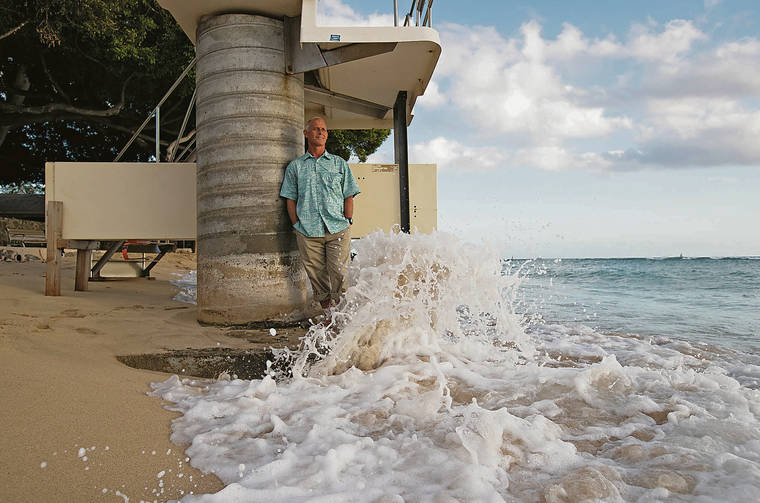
[{"x1": 0, "y1": 247, "x2": 300, "y2": 502}]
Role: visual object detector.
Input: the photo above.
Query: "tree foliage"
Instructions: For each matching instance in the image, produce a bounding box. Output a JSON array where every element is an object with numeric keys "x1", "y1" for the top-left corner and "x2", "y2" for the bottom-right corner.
[
  {"x1": 0, "y1": 0, "x2": 390, "y2": 187},
  {"x1": 326, "y1": 129, "x2": 390, "y2": 162},
  {"x1": 0, "y1": 0, "x2": 195, "y2": 184}
]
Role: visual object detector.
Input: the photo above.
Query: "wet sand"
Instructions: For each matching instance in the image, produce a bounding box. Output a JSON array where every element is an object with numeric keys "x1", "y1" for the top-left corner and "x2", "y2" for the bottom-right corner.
[{"x1": 0, "y1": 248, "x2": 300, "y2": 502}]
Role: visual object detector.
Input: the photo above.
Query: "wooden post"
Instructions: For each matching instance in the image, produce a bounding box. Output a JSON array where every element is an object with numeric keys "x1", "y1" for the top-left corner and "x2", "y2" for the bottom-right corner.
[
  {"x1": 45, "y1": 201, "x2": 63, "y2": 296},
  {"x1": 75, "y1": 249, "x2": 92, "y2": 291},
  {"x1": 393, "y1": 90, "x2": 410, "y2": 233}
]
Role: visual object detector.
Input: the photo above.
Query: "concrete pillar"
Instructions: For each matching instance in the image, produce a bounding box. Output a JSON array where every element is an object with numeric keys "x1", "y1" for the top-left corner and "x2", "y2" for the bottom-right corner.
[{"x1": 195, "y1": 14, "x2": 307, "y2": 324}]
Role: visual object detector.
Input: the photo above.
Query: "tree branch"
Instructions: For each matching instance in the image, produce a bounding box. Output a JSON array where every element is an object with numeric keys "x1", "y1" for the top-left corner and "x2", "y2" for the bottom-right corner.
[
  {"x1": 0, "y1": 64, "x2": 30, "y2": 148},
  {"x1": 0, "y1": 20, "x2": 27, "y2": 41},
  {"x1": 39, "y1": 51, "x2": 71, "y2": 104},
  {"x1": 88, "y1": 117, "x2": 171, "y2": 147},
  {"x1": 0, "y1": 111, "x2": 102, "y2": 128},
  {"x1": 0, "y1": 101, "x2": 122, "y2": 118},
  {"x1": 72, "y1": 36, "x2": 109, "y2": 70},
  {"x1": 0, "y1": 112, "x2": 172, "y2": 150},
  {"x1": 0, "y1": 73, "x2": 134, "y2": 127},
  {"x1": 0, "y1": 87, "x2": 56, "y2": 100},
  {"x1": 118, "y1": 74, "x2": 133, "y2": 111}
]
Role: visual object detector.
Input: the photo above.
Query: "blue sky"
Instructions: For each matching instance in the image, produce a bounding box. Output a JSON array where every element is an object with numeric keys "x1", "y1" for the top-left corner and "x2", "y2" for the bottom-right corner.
[{"x1": 320, "y1": 0, "x2": 760, "y2": 258}]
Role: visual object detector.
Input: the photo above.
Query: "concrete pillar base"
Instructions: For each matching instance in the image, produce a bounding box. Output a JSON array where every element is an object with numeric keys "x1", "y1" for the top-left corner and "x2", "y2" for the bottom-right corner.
[
  {"x1": 195, "y1": 13, "x2": 308, "y2": 324},
  {"x1": 197, "y1": 251, "x2": 307, "y2": 325}
]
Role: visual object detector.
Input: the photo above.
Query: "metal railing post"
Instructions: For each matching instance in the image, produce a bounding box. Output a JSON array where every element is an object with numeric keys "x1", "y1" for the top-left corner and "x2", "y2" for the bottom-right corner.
[
  {"x1": 176, "y1": 136, "x2": 196, "y2": 162},
  {"x1": 405, "y1": 0, "x2": 417, "y2": 26},
  {"x1": 155, "y1": 106, "x2": 160, "y2": 162},
  {"x1": 394, "y1": 0, "x2": 398, "y2": 26},
  {"x1": 114, "y1": 56, "x2": 197, "y2": 162},
  {"x1": 168, "y1": 87, "x2": 197, "y2": 162},
  {"x1": 423, "y1": 0, "x2": 434, "y2": 27}
]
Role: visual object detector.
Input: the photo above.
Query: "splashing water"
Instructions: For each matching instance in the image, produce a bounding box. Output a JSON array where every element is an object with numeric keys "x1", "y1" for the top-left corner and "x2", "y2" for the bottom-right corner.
[
  {"x1": 278, "y1": 230, "x2": 533, "y2": 378},
  {"x1": 153, "y1": 231, "x2": 760, "y2": 502},
  {"x1": 171, "y1": 270, "x2": 197, "y2": 304}
]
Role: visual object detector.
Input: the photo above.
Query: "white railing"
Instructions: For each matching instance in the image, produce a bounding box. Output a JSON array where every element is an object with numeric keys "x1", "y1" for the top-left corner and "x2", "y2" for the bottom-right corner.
[
  {"x1": 114, "y1": 57, "x2": 197, "y2": 163},
  {"x1": 399, "y1": 0, "x2": 434, "y2": 28}
]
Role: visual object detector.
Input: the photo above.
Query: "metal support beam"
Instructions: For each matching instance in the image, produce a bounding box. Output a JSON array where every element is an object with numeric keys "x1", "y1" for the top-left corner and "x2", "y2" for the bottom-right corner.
[
  {"x1": 304, "y1": 85, "x2": 390, "y2": 119},
  {"x1": 393, "y1": 91, "x2": 410, "y2": 233},
  {"x1": 61, "y1": 240, "x2": 100, "y2": 250},
  {"x1": 285, "y1": 16, "x2": 325, "y2": 74},
  {"x1": 284, "y1": 16, "x2": 396, "y2": 74},
  {"x1": 321, "y1": 43, "x2": 397, "y2": 67},
  {"x1": 91, "y1": 240, "x2": 125, "y2": 280},
  {"x1": 155, "y1": 106, "x2": 160, "y2": 162},
  {"x1": 141, "y1": 243, "x2": 176, "y2": 277}
]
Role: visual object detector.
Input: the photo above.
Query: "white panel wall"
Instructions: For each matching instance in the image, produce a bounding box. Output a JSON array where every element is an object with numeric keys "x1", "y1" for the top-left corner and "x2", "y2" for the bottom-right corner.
[
  {"x1": 351, "y1": 163, "x2": 437, "y2": 237},
  {"x1": 45, "y1": 162, "x2": 196, "y2": 240},
  {"x1": 44, "y1": 162, "x2": 436, "y2": 240}
]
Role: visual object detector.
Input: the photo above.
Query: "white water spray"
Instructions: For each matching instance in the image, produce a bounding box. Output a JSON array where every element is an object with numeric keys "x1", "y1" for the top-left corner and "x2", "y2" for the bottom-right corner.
[{"x1": 153, "y1": 231, "x2": 760, "y2": 502}]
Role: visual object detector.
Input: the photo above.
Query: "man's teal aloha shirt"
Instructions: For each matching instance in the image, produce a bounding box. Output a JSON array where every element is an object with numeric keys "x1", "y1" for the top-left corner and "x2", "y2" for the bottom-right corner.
[{"x1": 280, "y1": 151, "x2": 361, "y2": 237}]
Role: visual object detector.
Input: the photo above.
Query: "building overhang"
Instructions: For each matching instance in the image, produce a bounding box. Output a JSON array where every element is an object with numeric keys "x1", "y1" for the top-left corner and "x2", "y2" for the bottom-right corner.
[{"x1": 156, "y1": 0, "x2": 440, "y2": 129}]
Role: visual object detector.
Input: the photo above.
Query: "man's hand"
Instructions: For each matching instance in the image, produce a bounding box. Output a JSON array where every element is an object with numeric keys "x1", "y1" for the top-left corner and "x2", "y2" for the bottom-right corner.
[
  {"x1": 344, "y1": 196, "x2": 354, "y2": 223},
  {"x1": 286, "y1": 199, "x2": 298, "y2": 226}
]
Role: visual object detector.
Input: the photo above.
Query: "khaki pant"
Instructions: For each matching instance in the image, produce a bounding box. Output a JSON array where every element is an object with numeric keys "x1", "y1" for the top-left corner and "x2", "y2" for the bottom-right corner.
[{"x1": 295, "y1": 226, "x2": 351, "y2": 304}]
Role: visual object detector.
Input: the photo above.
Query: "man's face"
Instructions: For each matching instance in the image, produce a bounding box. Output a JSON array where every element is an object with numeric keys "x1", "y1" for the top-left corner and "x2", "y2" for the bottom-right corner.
[{"x1": 304, "y1": 119, "x2": 328, "y2": 148}]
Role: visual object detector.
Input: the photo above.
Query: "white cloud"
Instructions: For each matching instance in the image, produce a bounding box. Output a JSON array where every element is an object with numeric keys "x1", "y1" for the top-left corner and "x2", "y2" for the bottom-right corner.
[
  {"x1": 410, "y1": 137, "x2": 509, "y2": 171},
  {"x1": 514, "y1": 146, "x2": 611, "y2": 172},
  {"x1": 410, "y1": 137, "x2": 613, "y2": 172},
  {"x1": 316, "y1": 1, "x2": 760, "y2": 173},
  {"x1": 317, "y1": 0, "x2": 393, "y2": 26},
  {"x1": 524, "y1": 19, "x2": 707, "y2": 64},
  {"x1": 707, "y1": 176, "x2": 738, "y2": 183},
  {"x1": 435, "y1": 21, "x2": 631, "y2": 142},
  {"x1": 426, "y1": 18, "x2": 760, "y2": 172},
  {"x1": 542, "y1": 23, "x2": 622, "y2": 60},
  {"x1": 626, "y1": 19, "x2": 706, "y2": 63},
  {"x1": 604, "y1": 97, "x2": 760, "y2": 169},
  {"x1": 416, "y1": 80, "x2": 445, "y2": 108},
  {"x1": 636, "y1": 39, "x2": 760, "y2": 98}
]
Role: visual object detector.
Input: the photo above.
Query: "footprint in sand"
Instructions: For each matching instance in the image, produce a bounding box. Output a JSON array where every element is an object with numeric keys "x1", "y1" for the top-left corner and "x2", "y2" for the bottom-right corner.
[
  {"x1": 55, "y1": 309, "x2": 87, "y2": 319},
  {"x1": 113, "y1": 304, "x2": 146, "y2": 311},
  {"x1": 75, "y1": 327, "x2": 99, "y2": 335}
]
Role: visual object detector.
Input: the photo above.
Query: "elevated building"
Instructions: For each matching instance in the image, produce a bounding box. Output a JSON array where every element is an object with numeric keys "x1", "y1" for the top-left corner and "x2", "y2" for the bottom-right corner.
[{"x1": 45, "y1": 0, "x2": 441, "y2": 325}]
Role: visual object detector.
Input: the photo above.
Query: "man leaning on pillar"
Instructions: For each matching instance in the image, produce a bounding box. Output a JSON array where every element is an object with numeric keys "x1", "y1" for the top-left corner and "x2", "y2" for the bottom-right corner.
[{"x1": 280, "y1": 117, "x2": 361, "y2": 318}]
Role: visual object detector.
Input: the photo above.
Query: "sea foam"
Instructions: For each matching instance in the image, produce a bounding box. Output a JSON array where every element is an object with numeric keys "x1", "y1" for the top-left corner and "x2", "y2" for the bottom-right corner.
[{"x1": 154, "y1": 230, "x2": 760, "y2": 502}]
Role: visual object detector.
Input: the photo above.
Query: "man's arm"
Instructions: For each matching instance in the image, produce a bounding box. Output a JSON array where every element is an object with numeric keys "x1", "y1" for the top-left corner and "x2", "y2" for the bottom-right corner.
[
  {"x1": 280, "y1": 161, "x2": 299, "y2": 227},
  {"x1": 286, "y1": 198, "x2": 298, "y2": 226},
  {"x1": 341, "y1": 161, "x2": 359, "y2": 224},
  {"x1": 344, "y1": 196, "x2": 354, "y2": 221}
]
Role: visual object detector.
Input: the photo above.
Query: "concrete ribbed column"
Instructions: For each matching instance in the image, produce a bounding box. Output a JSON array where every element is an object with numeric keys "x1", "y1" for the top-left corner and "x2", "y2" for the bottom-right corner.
[{"x1": 195, "y1": 14, "x2": 307, "y2": 324}]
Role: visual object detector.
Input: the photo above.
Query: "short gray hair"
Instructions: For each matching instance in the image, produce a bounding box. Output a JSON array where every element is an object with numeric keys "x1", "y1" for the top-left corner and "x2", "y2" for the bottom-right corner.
[{"x1": 304, "y1": 116, "x2": 325, "y2": 130}]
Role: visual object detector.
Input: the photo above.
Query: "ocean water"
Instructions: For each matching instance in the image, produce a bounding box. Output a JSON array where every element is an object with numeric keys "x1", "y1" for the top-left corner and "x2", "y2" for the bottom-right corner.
[
  {"x1": 510, "y1": 257, "x2": 760, "y2": 353},
  {"x1": 160, "y1": 232, "x2": 760, "y2": 502}
]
